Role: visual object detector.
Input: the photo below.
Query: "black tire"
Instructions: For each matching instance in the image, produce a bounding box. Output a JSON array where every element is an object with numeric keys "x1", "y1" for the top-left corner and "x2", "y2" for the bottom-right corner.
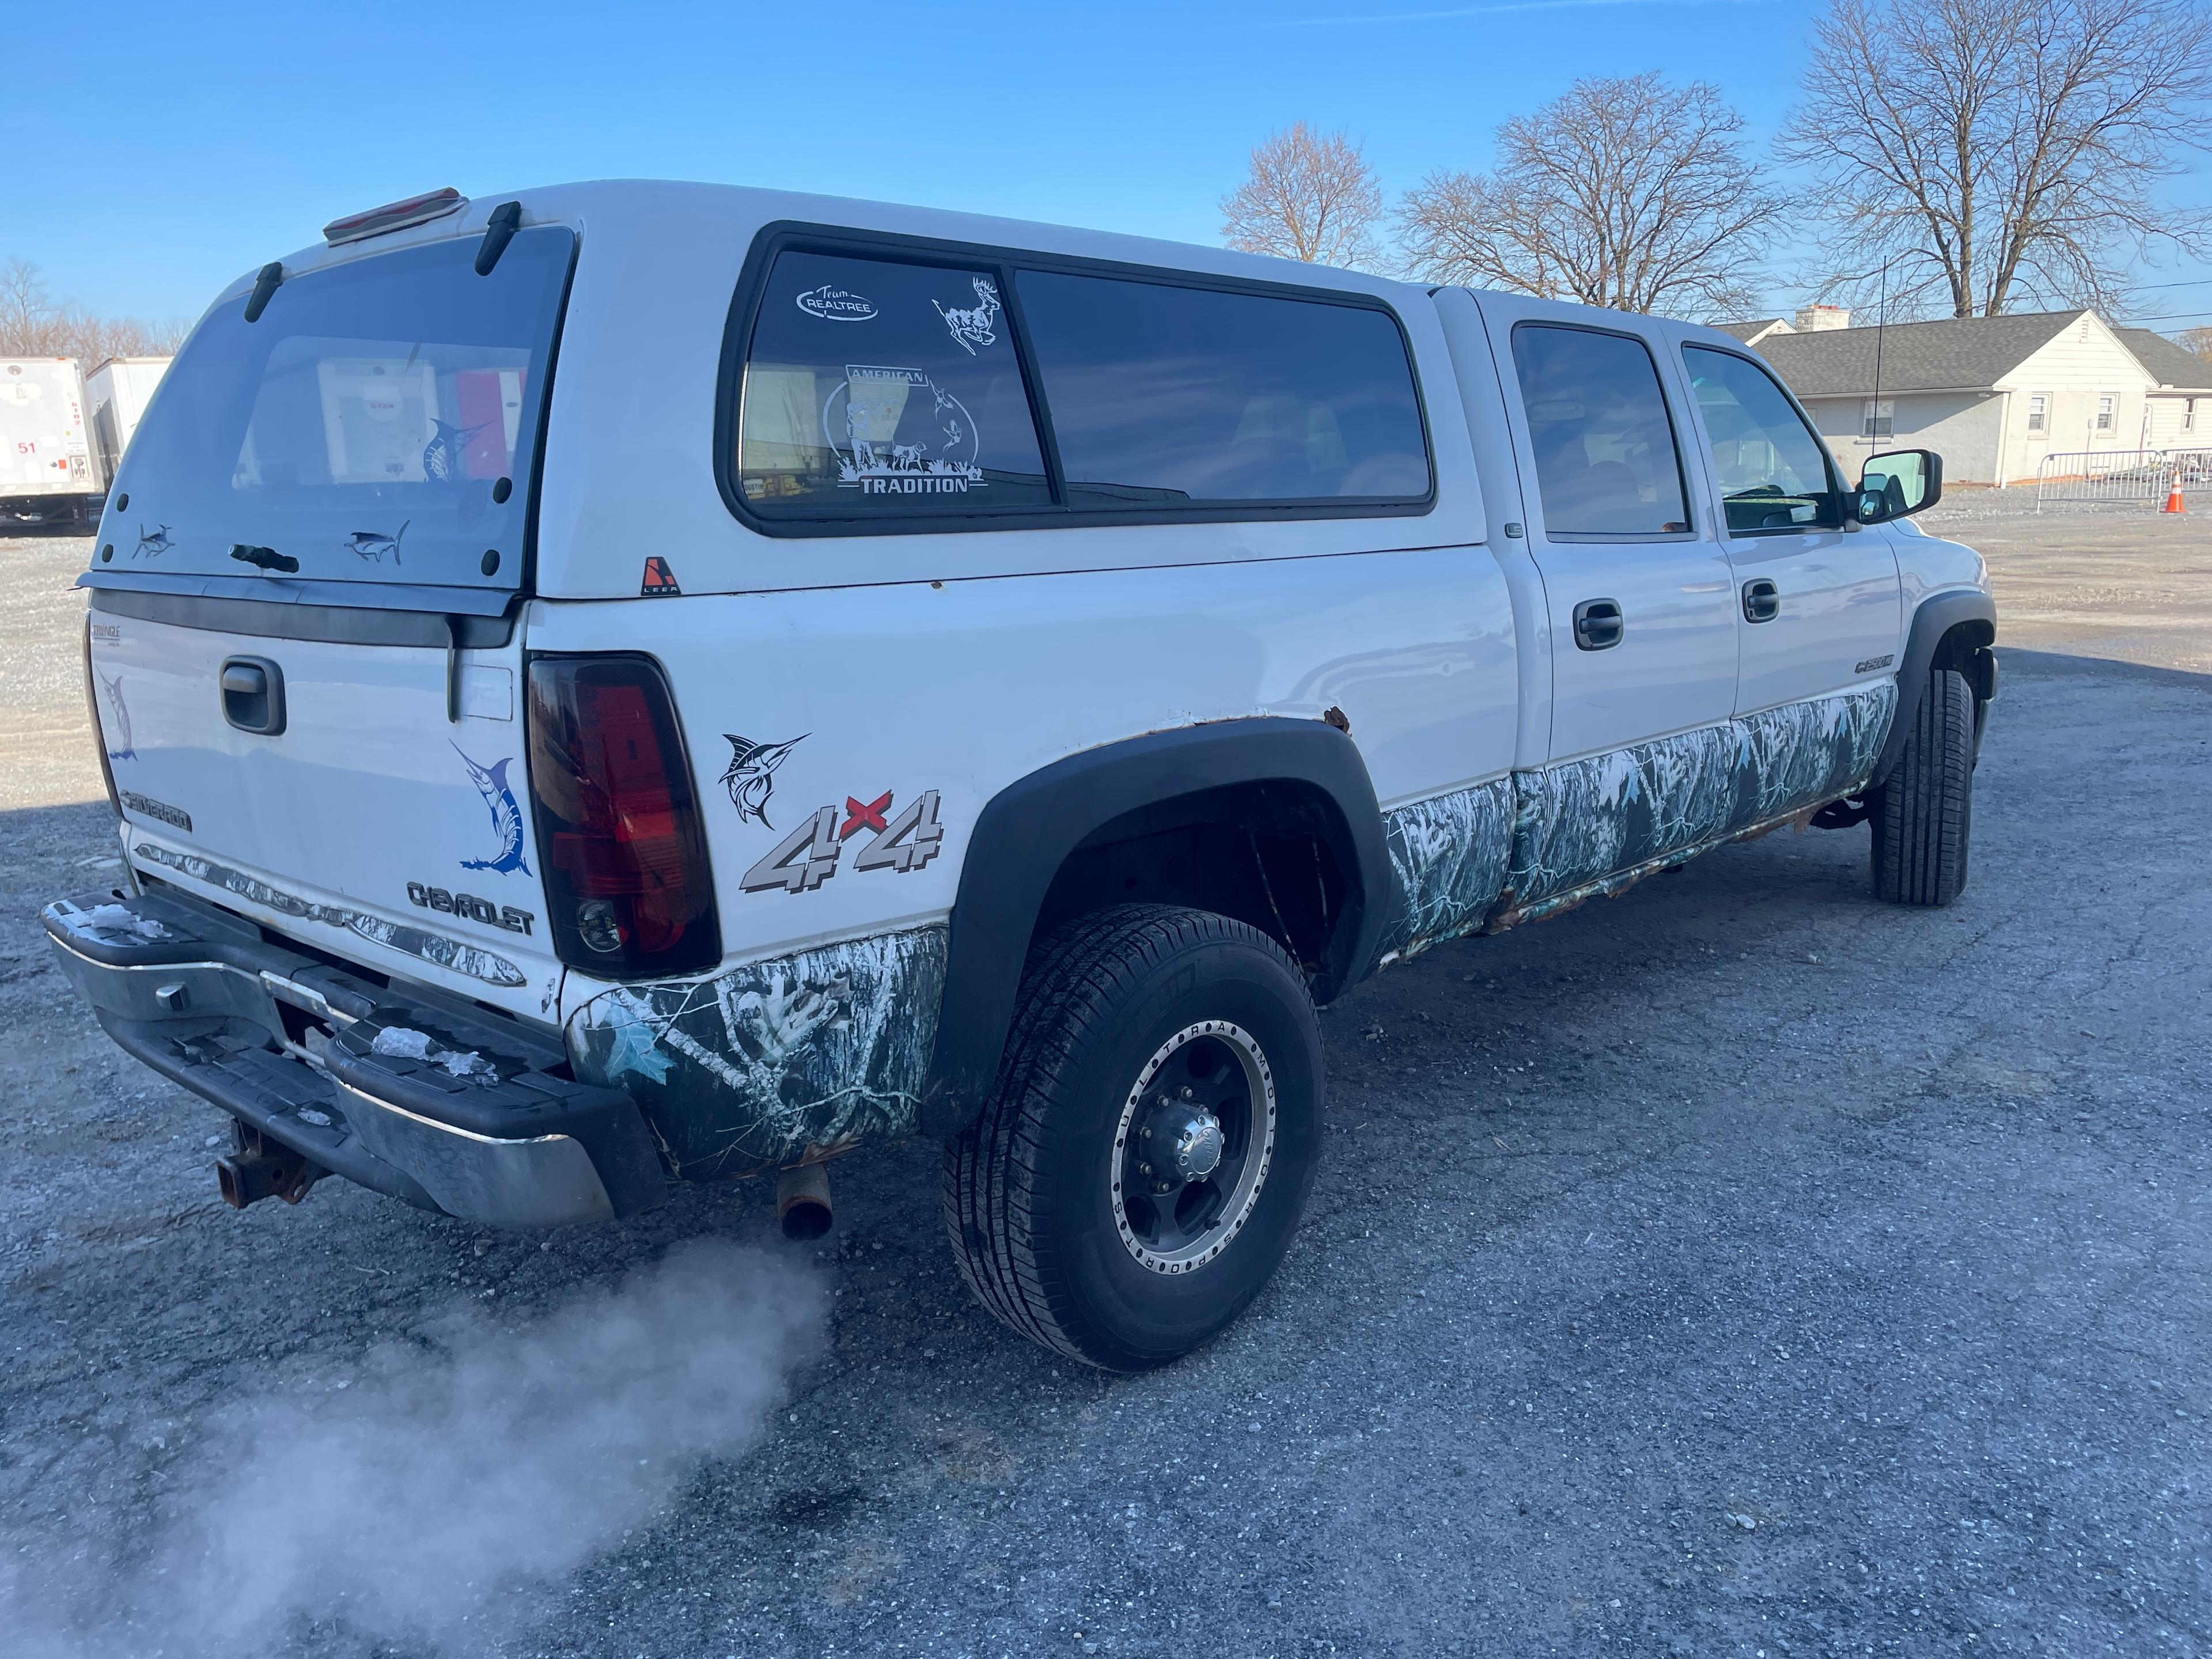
[
  {"x1": 943, "y1": 904, "x2": 1323, "y2": 1372},
  {"x1": 1871, "y1": 665, "x2": 1974, "y2": 905}
]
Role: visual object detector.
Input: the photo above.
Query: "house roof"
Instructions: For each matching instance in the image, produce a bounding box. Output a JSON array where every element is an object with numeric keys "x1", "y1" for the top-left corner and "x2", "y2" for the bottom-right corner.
[
  {"x1": 1712, "y1": 318, "x2": 1788, "y2": 343},
  {"x1": 2116, "y1": 327, "x2": 2212, "y2": 393},
  {"x1": 1752, "y1": 310, "x2": 2086, "y2": 396}
]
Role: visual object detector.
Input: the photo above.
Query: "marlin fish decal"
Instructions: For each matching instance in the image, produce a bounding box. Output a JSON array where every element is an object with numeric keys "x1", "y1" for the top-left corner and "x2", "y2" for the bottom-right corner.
[
  {"x1": 422, "y1": 419, "x2": 491, "y2": 483},
  {"x1": 721, "y1": 734, "x2": 805, "y2": 828},
  {"x1": 133, "y1": 524, "x2": 173, "y2": 559},
  {"x1": 454, "y1": 744, "x2": 531, "y2": 875},
  {"x1": 97, "y1": 672, "x2": 135, "y2": 761},
  {"x1": 343, "y1": 521, "x2": 408, "y2": 565}
]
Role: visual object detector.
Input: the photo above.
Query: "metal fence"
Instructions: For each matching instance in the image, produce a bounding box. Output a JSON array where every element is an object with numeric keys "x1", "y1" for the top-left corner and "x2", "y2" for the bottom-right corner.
[{"x1": 2035, "y1": 448, "x2": 2212, "y2": 510}]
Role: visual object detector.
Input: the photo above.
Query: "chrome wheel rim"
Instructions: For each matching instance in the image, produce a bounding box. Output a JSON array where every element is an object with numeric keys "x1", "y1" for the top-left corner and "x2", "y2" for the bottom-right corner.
[{"x1": 1111, "y1": 1019, "x2": 1276, "y2": 1274}]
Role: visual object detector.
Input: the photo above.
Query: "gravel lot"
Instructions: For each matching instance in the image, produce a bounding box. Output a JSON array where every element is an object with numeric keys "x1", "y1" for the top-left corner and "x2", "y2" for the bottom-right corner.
[{"x1": 2, "y1": 507, "x2": 2207, "y2": 1658}]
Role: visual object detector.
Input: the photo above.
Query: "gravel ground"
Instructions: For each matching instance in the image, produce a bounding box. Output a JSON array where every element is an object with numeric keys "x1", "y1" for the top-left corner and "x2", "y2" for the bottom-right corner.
[{"x1": 1, "y1": 526, "x2": 2207, "y2": 1658}]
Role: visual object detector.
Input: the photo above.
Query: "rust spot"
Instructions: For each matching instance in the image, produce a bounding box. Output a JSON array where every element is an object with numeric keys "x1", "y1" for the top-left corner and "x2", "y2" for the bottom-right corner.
[{"x1": 1322, "y1": 706, "x2": 1351, "y2": 734}]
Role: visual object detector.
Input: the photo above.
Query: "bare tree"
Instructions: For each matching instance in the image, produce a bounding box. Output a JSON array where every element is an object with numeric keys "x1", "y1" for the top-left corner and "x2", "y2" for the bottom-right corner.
[
  {"x1": 2181, "y1": 325, "x2": 2212, "y2": 361},
  {"x1": 0, "y1": 257, "x2": 54, "y2": 351},
  {"x1": 0, "y1": 257, "x2": 189, "y2": 361},
  {"x1": 1397, "y1": 74, "x2": 1784, "y2": 317},
  {"x1": 1221, "y1": 122, "x2": 1386, "y2": 270},
  {"x1": 1781, "y1": 0, "x2": 2212, "y2": 319}
]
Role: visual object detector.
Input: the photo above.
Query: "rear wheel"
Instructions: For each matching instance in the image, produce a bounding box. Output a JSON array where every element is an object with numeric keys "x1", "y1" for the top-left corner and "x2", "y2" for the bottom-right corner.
[
  {"x1": 1871, "y1": 665, "x2": 1974, "y2": 906},
  {"x1": 944, "y1": 905, "x2": 1323, "y2": 1372}
]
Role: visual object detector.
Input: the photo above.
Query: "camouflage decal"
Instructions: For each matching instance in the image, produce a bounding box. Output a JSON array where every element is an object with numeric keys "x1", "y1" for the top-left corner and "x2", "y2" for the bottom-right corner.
[
  {"x1": 1381, "y1": 683, "x2": 1897, "y2": 950},
  {"x1": 566, "y1": 925, "x2": 949, "y2": 1179},
  {"x1": 1374, "y1": 777, "x2": 1514, "y2": 965},
  {"x1": 131, "y1": 842, "x2": 528, "y2": 988}
]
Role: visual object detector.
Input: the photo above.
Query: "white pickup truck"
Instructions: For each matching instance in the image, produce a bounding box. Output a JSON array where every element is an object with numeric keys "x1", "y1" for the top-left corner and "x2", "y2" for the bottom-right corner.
[{"x1": 47, "y1": 183, "x2": 1996, "y2": 1370}]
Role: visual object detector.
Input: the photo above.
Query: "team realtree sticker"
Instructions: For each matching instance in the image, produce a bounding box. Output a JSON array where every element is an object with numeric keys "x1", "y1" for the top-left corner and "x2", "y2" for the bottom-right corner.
[
  {"x1": 827, "y1": 366, "x2": 983, "y2": 495},
  {"x1": 796, "y1": 284, "x2": 878, "y2": 323}
]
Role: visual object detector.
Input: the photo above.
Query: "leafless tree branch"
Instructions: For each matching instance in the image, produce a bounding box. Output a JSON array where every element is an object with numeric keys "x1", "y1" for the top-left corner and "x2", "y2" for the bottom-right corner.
[
  {"x1": 1220, "y1": 122, "x2": 1387, "y2": 271},
  {"x1": 0, "y1": 256, "x2": 190, "y2": 361},
  {"x1": 1779, "y1": 0, "x2": 2212, "y2": 318},
  {"x1": 1395, "y1": 74, "x2": 1784, "y2": 319}
]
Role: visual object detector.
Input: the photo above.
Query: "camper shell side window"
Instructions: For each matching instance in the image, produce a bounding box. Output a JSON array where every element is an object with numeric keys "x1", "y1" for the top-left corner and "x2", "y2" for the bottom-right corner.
[{"x1": 715, "y1": 224, "x2": 1436, "y2": 538}]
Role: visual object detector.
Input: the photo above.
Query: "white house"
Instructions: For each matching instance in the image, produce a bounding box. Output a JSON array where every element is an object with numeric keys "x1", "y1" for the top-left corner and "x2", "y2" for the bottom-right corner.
[
  {"x1": 1736, "y1": 307, "x2": 2209, "y2": 486},
  {"x1": 2114, "y1": 327, "x2": 2212, "y2": 450}
]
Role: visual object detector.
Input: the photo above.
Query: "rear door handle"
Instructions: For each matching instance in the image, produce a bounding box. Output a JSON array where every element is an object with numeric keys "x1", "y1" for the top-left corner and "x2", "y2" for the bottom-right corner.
[
  {"x1": 1741, "y1": 578, "x2": 1781, "y2": 623},
  {"x1": 1572, "y1": 598, "x2": 1624, "y2": 651}
]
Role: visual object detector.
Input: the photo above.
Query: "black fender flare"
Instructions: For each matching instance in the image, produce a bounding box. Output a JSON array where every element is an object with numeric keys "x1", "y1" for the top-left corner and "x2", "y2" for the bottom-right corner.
[
  {"x1": 1871, "y1": 588, "x2": 1997, "y2": 786},
  {"x1": 920, "y1": 718, "x2": 1389, "y2": 1138}
]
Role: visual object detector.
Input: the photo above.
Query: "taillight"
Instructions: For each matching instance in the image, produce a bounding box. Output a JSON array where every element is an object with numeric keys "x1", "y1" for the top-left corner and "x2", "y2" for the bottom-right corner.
[{"x1": 526, "y1": 655, "x2": 719, "y2": 978}]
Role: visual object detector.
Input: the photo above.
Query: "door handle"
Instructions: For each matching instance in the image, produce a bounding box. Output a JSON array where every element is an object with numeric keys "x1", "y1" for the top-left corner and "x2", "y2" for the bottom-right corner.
[
  {"x1": 1741, "y1": 578, "x2": 1781, "y2": 623},
  {"x1": 1572, "y1": 598, "x2": 1624, "y2": 651},
  {"x1": 219, "y1": 656, "x2": 286, "y2": 735}
]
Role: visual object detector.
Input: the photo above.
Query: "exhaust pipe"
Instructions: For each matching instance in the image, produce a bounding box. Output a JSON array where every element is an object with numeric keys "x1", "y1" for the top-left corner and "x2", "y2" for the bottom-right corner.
[
  {"x1": 215, "y1": 1123, "x2": 325, "y2": 1209},
  {"x1": 776, "y1": 1162, "x2": 832, "y2": 1240}
]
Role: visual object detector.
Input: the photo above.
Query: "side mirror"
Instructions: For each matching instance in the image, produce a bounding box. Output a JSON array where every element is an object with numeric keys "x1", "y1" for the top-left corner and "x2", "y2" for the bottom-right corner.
[{"x1": 1855, "y1": 449, "x2": 1942, "y2": 522}]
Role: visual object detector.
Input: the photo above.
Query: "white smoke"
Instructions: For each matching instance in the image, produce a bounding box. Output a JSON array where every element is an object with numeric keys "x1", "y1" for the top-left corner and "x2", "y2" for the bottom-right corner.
[{"x1": 6, "y1": 1238, "x2": 825, "y2": 1656}]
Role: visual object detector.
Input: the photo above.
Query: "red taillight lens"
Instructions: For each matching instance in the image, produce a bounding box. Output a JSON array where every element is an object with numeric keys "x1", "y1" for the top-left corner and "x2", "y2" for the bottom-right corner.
[{"x1": 527, "y1": 655, "x2": 719, "y2": 978}]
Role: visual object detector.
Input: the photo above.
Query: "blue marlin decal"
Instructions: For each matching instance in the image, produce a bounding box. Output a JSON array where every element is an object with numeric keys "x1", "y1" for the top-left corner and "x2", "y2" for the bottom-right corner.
[
  {"x1": 343, "y1": 521, "x2": 408, "y2": 565},
  {"x1": 97, "y1": 671, "x2": 136, "y2": 761},
  {"x1": 454, "y1": 744, "x2": 531, "y2": 875}
]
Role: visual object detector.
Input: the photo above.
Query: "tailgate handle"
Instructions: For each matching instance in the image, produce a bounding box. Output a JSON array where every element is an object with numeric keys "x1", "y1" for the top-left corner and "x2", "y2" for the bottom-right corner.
[{"x1": 219, "y1": 656, "x2": 286, "y2": 736}]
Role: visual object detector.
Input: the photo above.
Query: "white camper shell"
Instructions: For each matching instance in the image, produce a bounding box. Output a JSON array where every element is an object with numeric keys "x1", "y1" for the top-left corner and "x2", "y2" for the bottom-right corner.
[{"x1": 47, "y1": 182, "x2": 1997, "y2": 1369}]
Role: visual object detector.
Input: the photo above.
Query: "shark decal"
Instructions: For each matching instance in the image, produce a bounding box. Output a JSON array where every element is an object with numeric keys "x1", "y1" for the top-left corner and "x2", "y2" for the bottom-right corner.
[
  {"x1": 96, "y1": 671, "x2": 135, "y2": 761},
  {"x1": 721, "y1": 734, "x2": 805, "y2": 828},
  {"x1": 343, "y1": 521, "x2": 408, "y2": 565},
  {"x1": 454, "y1": 744, "x2": 531, "y2": 876}
]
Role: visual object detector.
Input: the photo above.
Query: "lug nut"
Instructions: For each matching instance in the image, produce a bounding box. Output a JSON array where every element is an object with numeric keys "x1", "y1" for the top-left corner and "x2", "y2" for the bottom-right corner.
[{"x1": 1179, "y1": 1086, "x2": 1193, "y2": 1100}]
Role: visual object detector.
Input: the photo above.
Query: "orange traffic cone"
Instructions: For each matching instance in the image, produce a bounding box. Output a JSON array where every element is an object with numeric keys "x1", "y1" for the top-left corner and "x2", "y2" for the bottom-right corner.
[{"x1": 2164, "y1": 472, "x2": 2186, "y2": 513}]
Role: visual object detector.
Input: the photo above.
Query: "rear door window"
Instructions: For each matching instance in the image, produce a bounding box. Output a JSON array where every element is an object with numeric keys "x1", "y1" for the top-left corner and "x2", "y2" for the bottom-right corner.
[
  {"x1": 734, "y1": 251, "x2": 1052, "y2": 517},
  {"x1": 107, "y1": 227, "x2": 573, "y2": 591},
  {"x1": 1510, "y1": 324, "x2": 1691, "y2": 539},
  {"x1": 1014, "y1": 272, "x2": 1430, "y2": 506}
]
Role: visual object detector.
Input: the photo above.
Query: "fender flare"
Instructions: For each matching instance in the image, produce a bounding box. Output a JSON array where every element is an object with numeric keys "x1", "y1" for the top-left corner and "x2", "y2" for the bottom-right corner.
[
  {"x1": 1871, "y1": 588, "x2": 1997, "y2": 786},
  {"x1": 920, "y1": 718, "x2": 1389, "y2": 1138}
]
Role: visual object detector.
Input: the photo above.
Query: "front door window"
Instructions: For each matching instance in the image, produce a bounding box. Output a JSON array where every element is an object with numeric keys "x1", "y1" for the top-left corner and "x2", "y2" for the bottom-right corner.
[{"x1": 1683, "y1": 347, "x2": 1840, "y2": 533}]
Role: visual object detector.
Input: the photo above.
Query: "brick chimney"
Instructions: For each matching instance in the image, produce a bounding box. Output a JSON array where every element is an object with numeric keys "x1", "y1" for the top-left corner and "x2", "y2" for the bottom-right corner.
[{"x1": 1794, "y1": 304, "x2": 1851, "y2": 332}]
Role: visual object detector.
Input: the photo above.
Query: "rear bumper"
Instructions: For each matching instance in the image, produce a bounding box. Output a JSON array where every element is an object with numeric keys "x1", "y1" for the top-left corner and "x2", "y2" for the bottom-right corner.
[{"x1": 43, "y1": 885, "x2": 667, "y2": 1228}]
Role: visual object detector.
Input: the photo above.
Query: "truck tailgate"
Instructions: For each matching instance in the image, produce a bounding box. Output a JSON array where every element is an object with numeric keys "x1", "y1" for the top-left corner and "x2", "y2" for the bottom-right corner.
[{"x1": 90, "y1": 608, "x2": 560, "y2": 1018}]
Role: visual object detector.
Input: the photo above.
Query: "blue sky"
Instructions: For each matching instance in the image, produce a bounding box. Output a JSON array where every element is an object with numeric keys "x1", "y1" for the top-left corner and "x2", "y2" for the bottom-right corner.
[{"x1": 12, "y1": 0, "x2": 2210, "y2": 330}]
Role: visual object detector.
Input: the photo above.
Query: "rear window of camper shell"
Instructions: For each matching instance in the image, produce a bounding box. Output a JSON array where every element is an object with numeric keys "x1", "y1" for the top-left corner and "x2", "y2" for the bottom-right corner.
[{"x1": 102, "y1": 228, "x2": 575, "y2": 592}]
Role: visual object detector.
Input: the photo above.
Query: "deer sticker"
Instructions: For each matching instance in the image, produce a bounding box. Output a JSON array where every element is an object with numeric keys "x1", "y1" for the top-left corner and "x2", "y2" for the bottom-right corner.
[{"x1": 933, "y1": 277, "x2": 1001, "y2": 355}]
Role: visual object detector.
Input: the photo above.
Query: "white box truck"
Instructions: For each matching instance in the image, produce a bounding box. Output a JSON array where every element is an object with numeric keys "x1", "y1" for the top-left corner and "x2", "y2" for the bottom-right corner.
[
  {"x1": 1, "y1": 357, "x2": 102, "y2": 531},
  {"x1": 85, "y1": 357, "x2": 171, "y2": 484}
]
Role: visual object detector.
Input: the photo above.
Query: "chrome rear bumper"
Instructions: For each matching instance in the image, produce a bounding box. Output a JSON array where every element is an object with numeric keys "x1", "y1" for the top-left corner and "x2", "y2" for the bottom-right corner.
[{"x1": 43, "y1": 887, "x2": 666, "y2": 1227}]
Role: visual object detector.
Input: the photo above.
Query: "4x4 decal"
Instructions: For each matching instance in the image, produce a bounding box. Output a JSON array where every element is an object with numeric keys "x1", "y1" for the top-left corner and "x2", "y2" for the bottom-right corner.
[{"x1": 741, "y1": 789, "x2": 944, "y2": 895}]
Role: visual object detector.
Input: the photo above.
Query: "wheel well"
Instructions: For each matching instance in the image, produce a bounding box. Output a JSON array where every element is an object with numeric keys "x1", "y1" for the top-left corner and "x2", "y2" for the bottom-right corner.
[
  {"x1": 1031, "y1": 781, "x2": 1353, "y2": 999},
  {"x1": 1931, "y1": 618, "x2": 1995, "y2": 673}
]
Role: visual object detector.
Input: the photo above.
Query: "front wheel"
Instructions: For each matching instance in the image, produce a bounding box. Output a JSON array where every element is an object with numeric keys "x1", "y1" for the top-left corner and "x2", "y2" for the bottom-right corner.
[
  {"x1": 1871, "y1": 665, "x2": 1975, "y2": 906},
  {"x1": 943, "y1": 905, "x2": 1323, "y2": 1372}
]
